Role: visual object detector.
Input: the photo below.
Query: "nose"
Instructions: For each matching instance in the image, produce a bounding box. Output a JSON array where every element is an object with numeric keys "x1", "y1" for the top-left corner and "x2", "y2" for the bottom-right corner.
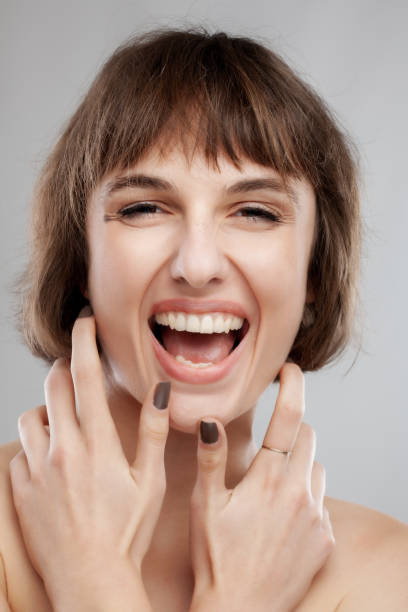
[{"x1": 170, "y1": 220, "x2": 229, "y2": 289}]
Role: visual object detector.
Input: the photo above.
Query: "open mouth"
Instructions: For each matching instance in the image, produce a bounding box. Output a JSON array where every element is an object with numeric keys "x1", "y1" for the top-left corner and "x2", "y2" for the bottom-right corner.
[{"x1": 148, "y1": 316, "x2": 250, "y2": 361}]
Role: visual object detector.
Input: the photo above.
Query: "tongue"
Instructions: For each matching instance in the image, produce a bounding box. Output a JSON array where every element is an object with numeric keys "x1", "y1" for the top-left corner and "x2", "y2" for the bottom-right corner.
[{"x1": 161, "y1": 327, "x2": 236, "y2": 363}]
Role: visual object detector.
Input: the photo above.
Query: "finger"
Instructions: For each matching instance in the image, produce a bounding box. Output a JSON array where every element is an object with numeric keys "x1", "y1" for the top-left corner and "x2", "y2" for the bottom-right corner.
[
  {"x1": 70, "y1": 306, "x2": 119, "y2": 448},
  {"x1": 191, "y1": 417, "x2": 229, "y2": 506},
  {"x1": 286, "y1": 422, "x2": 316, "y2": 494},
  {"x1": 17, "y1": 406, "x2": 50, "y2": 472},
  {"x1": 311, "y1": 461, "x2": 326, "y2": 516},
  {"x1": 131, "y1": 382, "x2": 171, "y2": 490},
  {"x1": 9, "y1": 449, "x2": 30, "y2": 490},
  {"x1": 44, "y1": 358, "x2": 81, "y2": 451},
  {"x1": 246, "y1": 362, "x2": 304, "y2": 483},
  {"x1": 263, "y1": 363, "x2": 305, "y2": 453},
  {"x1": 323, "y1": 506, "x2": 335, "y2": 544}
]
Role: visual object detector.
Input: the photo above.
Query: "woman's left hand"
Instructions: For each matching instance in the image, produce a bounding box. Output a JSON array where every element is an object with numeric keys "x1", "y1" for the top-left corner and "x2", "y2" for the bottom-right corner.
[
  {"x1": 188, "y1": 363, "x2": 335, "y2": 612},
  {"x1": 8, "y1": 307, "x2": 171, "y2": 610}
]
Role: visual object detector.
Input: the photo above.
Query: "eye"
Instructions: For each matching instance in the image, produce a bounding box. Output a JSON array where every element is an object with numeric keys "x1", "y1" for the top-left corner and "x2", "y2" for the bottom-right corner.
[
  {"x1": 118, "y1": 202, "x2": 162, "y2": 218},
  {"x1": 103, "y1": 202, "x2": 165, "y2": 225},
  {"x1": 105, "y1": 202, "x2": 282, "y2": 225},
  {"x1": 235, "y1": 206, "x2": 282, "y2": 223}
]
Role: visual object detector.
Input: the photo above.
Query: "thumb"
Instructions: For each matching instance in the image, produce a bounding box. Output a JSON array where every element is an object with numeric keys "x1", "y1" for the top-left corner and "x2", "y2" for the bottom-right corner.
[{"x1": 194, "y1": 418, "x2": 228, "y2": 501}]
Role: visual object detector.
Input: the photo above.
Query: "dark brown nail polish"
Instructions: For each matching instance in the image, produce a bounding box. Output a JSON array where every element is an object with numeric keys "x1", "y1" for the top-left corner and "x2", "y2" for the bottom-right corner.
[
  {"x1": 78, "y1": 305, "x2": 93, "y2": 318},
  {"x1": 153, "y1": 381, "x2": 171, "y2": 410},
  {"x1": 200, "y1": 421, "x2": 218, "y2": 444}
]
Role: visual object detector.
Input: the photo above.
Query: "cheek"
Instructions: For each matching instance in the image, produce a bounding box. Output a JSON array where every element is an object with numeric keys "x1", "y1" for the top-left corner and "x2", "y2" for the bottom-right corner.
[
  {"x1": 88, "y1": 233, "x2": 156, "y2": 307},
  {"x1": 86, "y1": 234, "x2": 153, "y2": 391},
  {"x1": 241, "y1": 234, "x2": 307, "y2": 308}
]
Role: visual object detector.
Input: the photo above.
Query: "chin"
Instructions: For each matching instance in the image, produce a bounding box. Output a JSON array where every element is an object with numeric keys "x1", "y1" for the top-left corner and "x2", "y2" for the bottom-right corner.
[{"x1": 164, "y1": 384, "x2": 251, "y2": 435}]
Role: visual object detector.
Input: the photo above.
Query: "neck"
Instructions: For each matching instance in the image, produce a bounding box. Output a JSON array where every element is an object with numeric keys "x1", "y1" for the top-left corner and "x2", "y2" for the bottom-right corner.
[{"x1": 104, "y1": 377, "x2": 258, "y2": 557}]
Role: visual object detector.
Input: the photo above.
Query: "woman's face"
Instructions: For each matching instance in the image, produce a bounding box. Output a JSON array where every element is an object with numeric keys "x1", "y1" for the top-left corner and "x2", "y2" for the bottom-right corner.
[{"x1": 86, "y1": 141, "x2": 316, "y2": 434}]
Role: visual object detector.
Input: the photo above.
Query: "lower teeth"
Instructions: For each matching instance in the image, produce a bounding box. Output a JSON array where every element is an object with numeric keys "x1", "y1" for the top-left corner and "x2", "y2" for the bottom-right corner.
[{"x1": 175, "y1": 355, "x2": 214, "y2": 368}]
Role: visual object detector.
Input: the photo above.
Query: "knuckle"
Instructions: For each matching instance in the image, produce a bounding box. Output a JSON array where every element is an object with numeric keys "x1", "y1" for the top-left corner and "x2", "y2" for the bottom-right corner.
[
  {"x1": 71, "y1": 360, "x2": 100, "y2": 385},
  {"x1": 48, "y1": 445, "x2": 70, "y2": 472},
  {"x1": 17, "y1": 411, "x2": 30, "y2": 431},
  {"x1": 29, "y1": 467, "x2": 47, "y2": 488},
  {"x1": 286, "y1": 484, "x2": 312, "y2": 511},
  {"x1": 282, "y1": 400, "x2": 304, "y2": 423},
  {"x1": 141, "y1": 421, "x2": 168, "y2": 447},
  {"x1": 17, "y1": 407, "x2": 41, "y2": 432},
  {"x1": 199, "y1": 451, "x2": 220, "y2": 474},
  {"x1": 299, "y1": 422, "x2": 316, "y2": 444}
]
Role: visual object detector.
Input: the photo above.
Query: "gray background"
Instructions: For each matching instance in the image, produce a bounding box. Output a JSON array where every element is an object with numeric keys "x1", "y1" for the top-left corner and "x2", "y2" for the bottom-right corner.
[{"x1": 1, "y1": 0, "x2": 407, "y2": 522}]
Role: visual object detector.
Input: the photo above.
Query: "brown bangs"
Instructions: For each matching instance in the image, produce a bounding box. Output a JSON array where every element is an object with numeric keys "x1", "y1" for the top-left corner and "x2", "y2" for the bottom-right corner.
[{"x1": 75, "y1": 28, "x2": 326, "y2": 189}]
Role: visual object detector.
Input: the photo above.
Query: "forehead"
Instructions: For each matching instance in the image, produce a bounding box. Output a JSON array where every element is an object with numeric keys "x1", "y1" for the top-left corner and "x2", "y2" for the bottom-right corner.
[{"x1": 98, "y1": 136, "x2": 315, "y2": 208}]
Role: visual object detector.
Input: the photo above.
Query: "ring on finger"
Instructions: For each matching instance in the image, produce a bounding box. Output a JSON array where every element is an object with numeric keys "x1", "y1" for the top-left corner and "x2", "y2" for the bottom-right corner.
[{"x1": 262, "y1": 444, "x2": 292, "y2": 456}]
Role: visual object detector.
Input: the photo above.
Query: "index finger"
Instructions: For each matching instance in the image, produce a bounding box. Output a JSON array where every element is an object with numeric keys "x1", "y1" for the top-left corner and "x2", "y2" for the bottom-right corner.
[{"x1": 70, "y1": 305, "x2": 119, "y2": 447}]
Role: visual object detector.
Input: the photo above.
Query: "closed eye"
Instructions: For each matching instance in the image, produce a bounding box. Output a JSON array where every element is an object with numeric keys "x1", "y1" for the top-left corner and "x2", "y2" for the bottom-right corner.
[
  {"x1": 119, "y1": 202, "x2": 161, "y2": 218},
  {"x1": 234, "y1": 206, "x2": 281, "y2": 223},
  {"x1": 106, "y1": 202, "x2": 282, "y2": 224}
]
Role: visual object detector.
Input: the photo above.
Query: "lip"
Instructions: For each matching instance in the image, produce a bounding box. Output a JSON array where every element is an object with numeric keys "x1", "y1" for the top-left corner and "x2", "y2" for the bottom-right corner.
[
  {"x1": 149, "y1": 298, "x2": 249, "y2": 320},
  {"x1": 149, "y1": 321, "x2": 250, "y2": 384}
]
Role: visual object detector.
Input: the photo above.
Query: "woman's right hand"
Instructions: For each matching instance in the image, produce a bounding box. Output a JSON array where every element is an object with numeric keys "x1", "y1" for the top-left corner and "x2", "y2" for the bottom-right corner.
[
  {"x1": 189, "y1": 362, "x2": 335, "y2": 612},
  {"x1": 9, "y1": 308, "x2": 172, "y2": 611}
]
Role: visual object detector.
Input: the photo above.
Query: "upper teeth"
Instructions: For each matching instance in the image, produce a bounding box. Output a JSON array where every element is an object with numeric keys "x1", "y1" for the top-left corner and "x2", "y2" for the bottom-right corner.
[{"x1": 153, "y1": 311, "x2": 245, "y2": 334}]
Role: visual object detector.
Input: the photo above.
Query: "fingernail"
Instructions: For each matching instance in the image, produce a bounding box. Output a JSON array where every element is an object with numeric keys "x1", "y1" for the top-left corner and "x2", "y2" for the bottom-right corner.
[
  {"x1": 200, "y1": 421, "x2": 218, "y2": 444},
  {"x1": 153, "y1": 381, "x2": 171, "y2": 410},
  {"x1": 78, "y1": 305, "x2": 93, "y2": 318}
]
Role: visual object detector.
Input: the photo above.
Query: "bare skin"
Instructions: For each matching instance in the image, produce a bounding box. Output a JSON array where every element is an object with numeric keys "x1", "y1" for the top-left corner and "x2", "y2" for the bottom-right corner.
[
  {"x1": 1, "y1": 143, "x2": 408, "y2": 610},
  {"x1": 0, "y1": 347, "x2": 407, "y2": 610},
  {"x1": 1, "y1": 435, "x2": 407, "y2": 611}
]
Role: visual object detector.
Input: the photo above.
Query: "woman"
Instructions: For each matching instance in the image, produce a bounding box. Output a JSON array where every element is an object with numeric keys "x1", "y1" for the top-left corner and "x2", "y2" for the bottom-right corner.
[{"x1": 0, "y1": 27, "x2": 407, "y2": 611}]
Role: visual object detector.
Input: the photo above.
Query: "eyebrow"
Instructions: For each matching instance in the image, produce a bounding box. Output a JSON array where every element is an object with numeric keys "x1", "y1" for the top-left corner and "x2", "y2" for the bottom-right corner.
[
  {"x1": 226, "y1": 178, "x2": 298, "y2": 207},
  {"x1": 104, "y1": 173, "x2": 299, "y2": 208},
  {"x1": 105, "y1": 174, "x2": 173, "y2": 195}
]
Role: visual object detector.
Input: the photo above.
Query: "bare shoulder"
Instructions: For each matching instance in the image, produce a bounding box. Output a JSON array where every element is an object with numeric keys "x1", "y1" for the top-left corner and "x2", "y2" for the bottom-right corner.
[
  {"x1": 0, "y1": 438, "x2": 23, "y2": 529},
  {"x1": 297, "y1": 497, "x2": 408, "y2": 612},
  {"x1": 325, "y1": 497, "x2": 408, "y2": 610},
  {"x1": 0, "y1": 440, "x2": 22, "y2": 604},
  {"x1": 325, "y1": 494, "x2": 408, "y2": 544},
  {"x1": 295, "y1": 495, "x2": 408, "y2": 611},
  {"x1": 0, "y1": 438, "x2": 23, "y2": 535},
  {"x1": 0, "y1": 440, "x2": 23, "y2": 548},
  {"x1": 0, "y1": 439, "x2": 52, "y2": 611}
]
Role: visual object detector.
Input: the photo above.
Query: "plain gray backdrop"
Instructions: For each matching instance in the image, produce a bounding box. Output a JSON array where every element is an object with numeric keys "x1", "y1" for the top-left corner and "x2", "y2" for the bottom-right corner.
[{"x1": 1, "y1": 0, "x2": 407, "y2": 522}]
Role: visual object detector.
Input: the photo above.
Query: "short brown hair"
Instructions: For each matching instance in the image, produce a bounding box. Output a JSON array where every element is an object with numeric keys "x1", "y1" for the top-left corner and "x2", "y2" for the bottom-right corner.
[{"x1": 14, "y1": 26, "x2": 363, "y2": 371}]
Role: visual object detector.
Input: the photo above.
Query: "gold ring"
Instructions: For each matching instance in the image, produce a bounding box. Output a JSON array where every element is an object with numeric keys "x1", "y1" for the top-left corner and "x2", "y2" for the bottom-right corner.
[{"x1": 262, "y1": 444, "x2": 291, "y2": 455}]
